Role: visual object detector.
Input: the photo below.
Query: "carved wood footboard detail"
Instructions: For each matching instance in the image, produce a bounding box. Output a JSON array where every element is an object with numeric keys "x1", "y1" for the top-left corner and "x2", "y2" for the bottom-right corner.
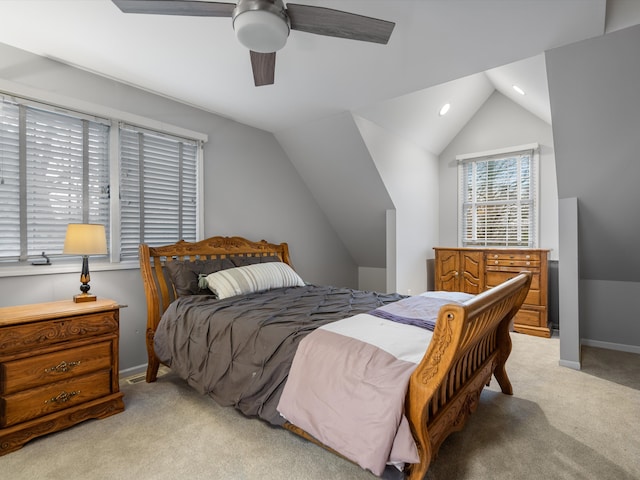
[
  {"x1": 405, "y1": 272, "x2": 531, "y2": 480},
  {"x1": 427, "y1": 356, "x2": 498, "y2": 456}
]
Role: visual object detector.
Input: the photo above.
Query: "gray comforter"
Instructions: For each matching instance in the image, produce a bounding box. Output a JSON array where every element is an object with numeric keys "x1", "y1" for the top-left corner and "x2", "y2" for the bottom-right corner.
[{"x1": 154, "y1": 285, "x2": 404, "y2": 425}]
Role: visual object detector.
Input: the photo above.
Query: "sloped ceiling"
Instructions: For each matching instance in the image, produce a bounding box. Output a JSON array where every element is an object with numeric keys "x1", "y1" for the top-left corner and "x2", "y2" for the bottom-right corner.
[
  {"x1": 2, "y1": 0, "x2": 637, "y2": 270},
  {"x1": 0, "y1": 0, "x2": 607, "y2": 137}
]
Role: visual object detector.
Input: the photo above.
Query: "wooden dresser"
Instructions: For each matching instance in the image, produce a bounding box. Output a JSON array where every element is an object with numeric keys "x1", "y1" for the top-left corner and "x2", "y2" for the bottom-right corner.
[
  {"x1": 434, "y1": 248, "x2": 550, "y2": 337},
  {"x1": 0, "y1": 298, "x2": 125, "y2": 455}
]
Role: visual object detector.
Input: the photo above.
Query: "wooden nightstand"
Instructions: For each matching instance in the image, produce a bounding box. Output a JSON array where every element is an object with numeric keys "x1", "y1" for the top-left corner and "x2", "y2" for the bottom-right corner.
[{"x1": 0, "y1": 298, "x2": 125, "y2": 455}]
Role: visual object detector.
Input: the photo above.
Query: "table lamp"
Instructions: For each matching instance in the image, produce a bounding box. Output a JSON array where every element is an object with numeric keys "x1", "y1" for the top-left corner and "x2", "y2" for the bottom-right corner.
[{"x1": 63, "y1": 223, "x2": 108, "y2": 302}]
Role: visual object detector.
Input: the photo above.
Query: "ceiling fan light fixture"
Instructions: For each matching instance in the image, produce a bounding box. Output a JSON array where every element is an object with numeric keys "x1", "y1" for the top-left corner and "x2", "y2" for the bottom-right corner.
[{"x1": 233, "y1": 0, "x2": 290, "y2": 53}]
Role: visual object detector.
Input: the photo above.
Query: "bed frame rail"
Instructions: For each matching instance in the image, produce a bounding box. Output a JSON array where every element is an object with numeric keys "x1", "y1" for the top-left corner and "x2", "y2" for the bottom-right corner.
[{"x1": 139, "y1": 236, "x2": 292, "y2": 383}]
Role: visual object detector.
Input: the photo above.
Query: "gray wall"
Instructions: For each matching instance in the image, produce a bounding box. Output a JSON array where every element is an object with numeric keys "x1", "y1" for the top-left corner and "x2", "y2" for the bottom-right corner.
[
  {"x1": 547, "y1": 23, "x2": 640, "y2": 350},
  {"x1": 0, "y1": 43, "x2": 355, "y2": 373}
]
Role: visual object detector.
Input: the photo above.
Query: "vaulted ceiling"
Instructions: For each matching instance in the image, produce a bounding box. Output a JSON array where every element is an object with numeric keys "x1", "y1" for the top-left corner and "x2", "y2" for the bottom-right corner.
[
  {"x1": 1, "y1": 0, "x2": 639, "y2": 270},
  {"x1": 0, "y1": 0, "x2": 616, "y2": 143}
]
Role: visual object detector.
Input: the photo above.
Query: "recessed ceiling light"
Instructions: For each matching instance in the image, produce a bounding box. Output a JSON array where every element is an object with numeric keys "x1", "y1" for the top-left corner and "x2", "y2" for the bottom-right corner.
[
  {"x1": 439, "y1": 103, "x2": 451, "y2": 116},
  {"x1": 512, "y1": 85, "x2": 526, "y2": 95}
]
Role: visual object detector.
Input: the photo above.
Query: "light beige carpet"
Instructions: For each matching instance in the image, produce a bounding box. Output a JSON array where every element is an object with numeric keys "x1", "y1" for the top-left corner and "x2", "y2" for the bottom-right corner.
[{"x1": 1, "y1": 333, "x2": 638, "y2": 480}]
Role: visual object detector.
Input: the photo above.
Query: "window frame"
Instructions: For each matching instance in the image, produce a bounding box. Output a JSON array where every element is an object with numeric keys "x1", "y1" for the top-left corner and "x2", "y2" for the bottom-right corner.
[
  {"x1": 0, "y1": 86, "x2": 206, "y2": 278},
  {"x1": 457, "y1": 143, "x2": 540, "y2": 248}
]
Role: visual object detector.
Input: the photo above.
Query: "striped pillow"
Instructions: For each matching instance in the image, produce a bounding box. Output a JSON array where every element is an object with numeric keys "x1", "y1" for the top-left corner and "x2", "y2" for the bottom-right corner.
[{"x1": 204, "y1": 262, "x2": 305, "y2": 299}]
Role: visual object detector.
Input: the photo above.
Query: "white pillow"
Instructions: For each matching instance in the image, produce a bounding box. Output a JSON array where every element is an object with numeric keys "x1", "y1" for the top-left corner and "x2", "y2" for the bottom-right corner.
[{"x1": 204, "y1": 262, "x2": 305, "y2": 300}]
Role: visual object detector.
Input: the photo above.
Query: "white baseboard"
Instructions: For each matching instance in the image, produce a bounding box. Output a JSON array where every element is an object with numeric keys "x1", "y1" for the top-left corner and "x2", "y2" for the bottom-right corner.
[
  {"x1": 581, "y1": 338, "x2": 640, "y2": 355},
  {"x1": 558, "y1": 359, "x2": 581, "y2": 370},
  {"x1": 119, "y1": 363, "x2": 148, "y2": 379}
]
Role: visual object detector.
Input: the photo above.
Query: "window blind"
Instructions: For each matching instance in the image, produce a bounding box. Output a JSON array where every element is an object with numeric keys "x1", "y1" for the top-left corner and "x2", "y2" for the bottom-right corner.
[
  {"x1": 119, "y1": 124, "x2": 198, "y2": 259},
  {"x1": 459, "y1": 149, "x2": 536, "y2": 247},
  {"x1": 0, "y1": 101, "x2": 20, "y2": 258},
  {"x1": 0, "y1": 99, "x2": 110, "y2": 261}
]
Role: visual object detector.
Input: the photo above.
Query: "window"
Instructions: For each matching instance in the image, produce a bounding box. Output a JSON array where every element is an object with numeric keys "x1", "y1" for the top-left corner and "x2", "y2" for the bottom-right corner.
[
  {"x1": 0, "y1": 98, "x2": 109, "y2": 261},
  {"x1": 0, "y1": 94, "x2": 202, "y2": 267},
  {"x1": 119, "y1": 124, "x2": 199, "y2": 260},
  {"x1": 458, "y1": 144, "x2": 539, "y2": 248}
]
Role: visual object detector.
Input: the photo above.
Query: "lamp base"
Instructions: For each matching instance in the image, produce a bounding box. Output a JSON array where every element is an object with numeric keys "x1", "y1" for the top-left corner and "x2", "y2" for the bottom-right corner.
[{"x1": 73, "y1": 293, "x2": 97, "y2": 303}]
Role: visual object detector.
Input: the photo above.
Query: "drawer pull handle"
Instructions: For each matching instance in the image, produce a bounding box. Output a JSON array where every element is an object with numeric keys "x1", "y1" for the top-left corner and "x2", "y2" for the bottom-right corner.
[
  {"x1": 45, "y1": 390, "x2": 80, "y2": 405},
  {"x1": 45, "y1": 360, "x2": 81, "y2": 374}
]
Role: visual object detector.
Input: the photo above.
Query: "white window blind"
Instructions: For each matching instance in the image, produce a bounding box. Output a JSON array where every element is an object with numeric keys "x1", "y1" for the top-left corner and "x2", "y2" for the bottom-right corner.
[
  {"x1": 119, "y1": 124, "x2": 198, "y2": 259},
  {"x1": 0, "y1": 98, "x2": 110, "y2": 262},
  {"x1": 0, "y1": 101, "x2": 20, "y2": 258},
  {"x1": 458, "y1": 146, "x2": 538, "y2": 248}
]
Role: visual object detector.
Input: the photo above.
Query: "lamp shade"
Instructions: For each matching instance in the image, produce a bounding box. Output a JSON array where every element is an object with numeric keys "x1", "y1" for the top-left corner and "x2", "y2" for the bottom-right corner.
[{"x1": 63, "y1": 224, "x2": 108, "y2": 255}]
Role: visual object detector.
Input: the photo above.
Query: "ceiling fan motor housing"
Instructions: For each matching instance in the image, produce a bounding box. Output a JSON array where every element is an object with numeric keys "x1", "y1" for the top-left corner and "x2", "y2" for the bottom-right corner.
[{"x1": 233, "y1": 0, "x2": 291, "y2": 53}]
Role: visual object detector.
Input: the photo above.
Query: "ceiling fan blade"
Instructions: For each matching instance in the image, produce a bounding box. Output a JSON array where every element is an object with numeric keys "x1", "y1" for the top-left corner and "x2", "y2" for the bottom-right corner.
[
  {"x1": 112, "y1": 0, "x2": 235, "y2": 17},
  {"x1": 250, "y1": 51, "x2": 276, "y2": 86},
  {"x1": 286, "y1": 4, "x2": 394, "y2": 45}
]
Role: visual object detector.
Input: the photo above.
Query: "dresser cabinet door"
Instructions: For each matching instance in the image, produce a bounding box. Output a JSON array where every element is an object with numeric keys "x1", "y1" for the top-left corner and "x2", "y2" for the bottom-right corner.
[
  {"x1": 434, "y1": 249, "x2": 484, "y2": 294},
  {"x1": 459, "y1": 250, "x2": 484, "y2": 294},
  {"x1": 434, "y1": 249, "x2": 460, "y2": 291}
]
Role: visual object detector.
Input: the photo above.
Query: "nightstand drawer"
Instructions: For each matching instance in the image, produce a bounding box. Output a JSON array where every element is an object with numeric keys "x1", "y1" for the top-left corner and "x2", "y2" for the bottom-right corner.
[
  {"x1": 1, "y1": 342, "x2": 112, "y2": 395},
  {"x1": 0, "y1": 370, "x2": 112, "y2": 427},
  {"x1": 0, "y1": 312, "x2": 118, "y2": 356}
]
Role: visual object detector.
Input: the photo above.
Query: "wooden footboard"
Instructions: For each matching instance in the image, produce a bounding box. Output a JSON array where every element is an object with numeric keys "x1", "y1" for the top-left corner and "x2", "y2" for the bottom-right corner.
[
  {"x1": 405, "y1": 272, "x2": 532, "y2": 480},
  {"x1": 139, "y1": 236, "x2": 293, "y2": 383}
]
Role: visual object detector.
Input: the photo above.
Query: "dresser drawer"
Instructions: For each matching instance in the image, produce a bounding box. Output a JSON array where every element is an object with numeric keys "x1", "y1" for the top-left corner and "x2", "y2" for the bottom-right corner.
[
  {"x1": 486, "y1": 259, "x2": 540, "y2": 270},
  {"x1": 1, "y1": 342, "x2": 112, "y2": 395},
  {"x1": 0, "y1": 370, "x2": 112, "y2": 427},
  {"x1": 514, "y1": 309, "x2": 544, "y2": 328},
  {"x1": 486, "y1": 251, "x2": 541, "y2": 262},
  {"x1": 0, "y1": 312, "x2": 118, "y2": 356},
  {"x1": 487, "y1": 271, "x2": 540, "y2": 291},
  {"x1": 487, "y1": 272, "x2": 540, "y2": 305}
]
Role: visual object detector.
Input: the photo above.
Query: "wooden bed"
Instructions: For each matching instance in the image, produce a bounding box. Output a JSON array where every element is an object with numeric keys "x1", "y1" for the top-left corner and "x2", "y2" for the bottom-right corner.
[{"x1": 139, "y1": 236, "x2": 532, "y2": 480}]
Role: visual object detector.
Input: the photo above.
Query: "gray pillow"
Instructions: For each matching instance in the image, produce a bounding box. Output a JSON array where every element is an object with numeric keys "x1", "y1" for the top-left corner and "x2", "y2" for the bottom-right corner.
[
  {"x1": 230, "y1": 255, "x2": 280, "y2": 267},
  {"x1": 165, "y1": 258, "x2": 235, "y2": 296}
]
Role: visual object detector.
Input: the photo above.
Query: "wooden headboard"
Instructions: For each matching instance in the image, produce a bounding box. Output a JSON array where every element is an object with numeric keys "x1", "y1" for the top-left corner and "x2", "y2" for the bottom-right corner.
[{"x1": 139, "y1": 236, "x2": 292, "y2": 382}]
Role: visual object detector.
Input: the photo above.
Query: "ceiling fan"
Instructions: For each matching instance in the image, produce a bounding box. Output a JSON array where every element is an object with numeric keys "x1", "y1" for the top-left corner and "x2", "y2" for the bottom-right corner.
[{"x1": 112, "y1": 0, "x2": 395, "y2": 86}]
